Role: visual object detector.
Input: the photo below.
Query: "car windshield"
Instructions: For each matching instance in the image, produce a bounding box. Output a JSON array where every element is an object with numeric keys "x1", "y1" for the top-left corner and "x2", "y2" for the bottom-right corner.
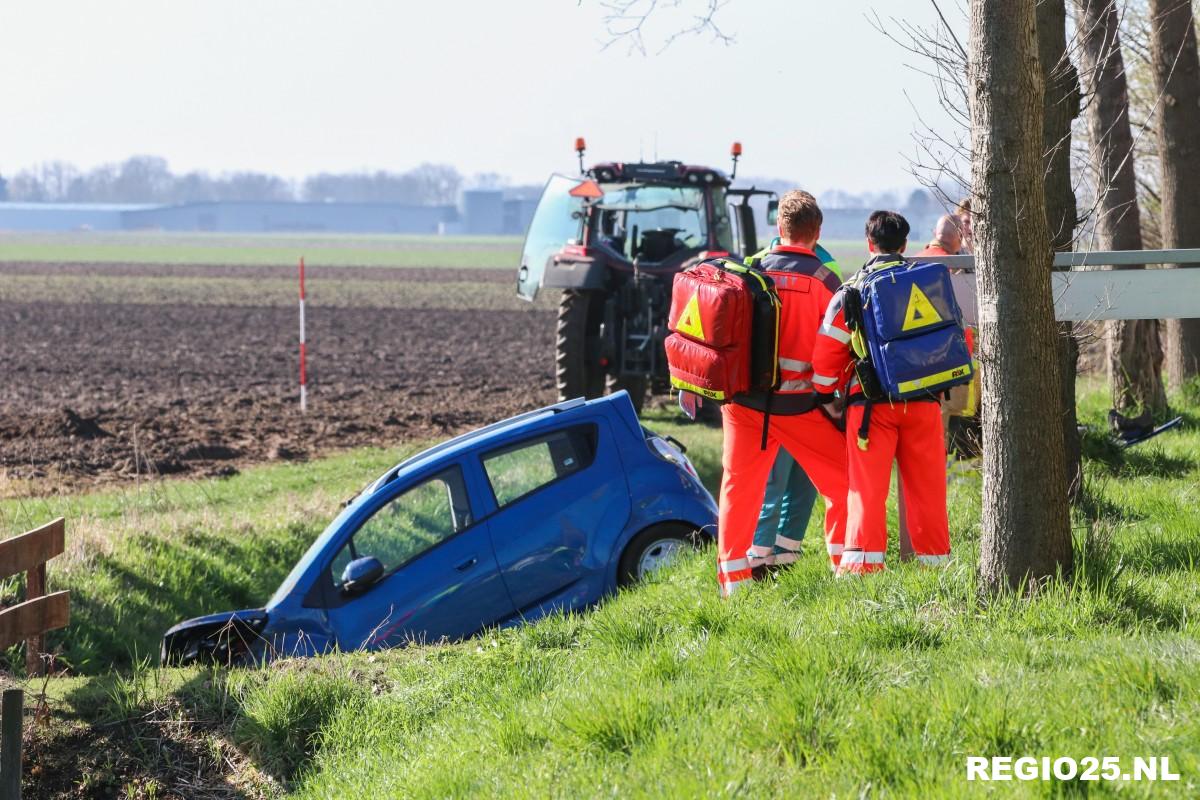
[{"x1": 593, "y1": 184, "x2": 710, "y2": 261}]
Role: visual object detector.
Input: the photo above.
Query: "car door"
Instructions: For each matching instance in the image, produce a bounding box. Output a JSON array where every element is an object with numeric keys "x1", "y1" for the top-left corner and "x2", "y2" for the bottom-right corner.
[
  {"x1": 323, "y1": 465, "x2": 515, "y2": 650},
  {"x1": 479, "y1": 420, "x2": 632, "y2": 612},
  {"x1": 517, "y1": 174, "x2": 587, "y2": 301}
]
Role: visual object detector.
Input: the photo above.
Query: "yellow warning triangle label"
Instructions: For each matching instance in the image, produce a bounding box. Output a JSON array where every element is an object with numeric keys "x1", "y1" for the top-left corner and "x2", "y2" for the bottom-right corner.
[
  {"x1": 676, "y1": 292, "x2": 705, "y2": 340},
  {"x1": 902, "y1": 284, "x2": 943, "y2": 331}
]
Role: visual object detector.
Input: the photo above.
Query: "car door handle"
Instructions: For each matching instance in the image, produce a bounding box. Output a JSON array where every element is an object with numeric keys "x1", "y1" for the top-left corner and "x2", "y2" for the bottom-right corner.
[{"x1": 455, "y1": 556, "x2": 478, "y2": 572}]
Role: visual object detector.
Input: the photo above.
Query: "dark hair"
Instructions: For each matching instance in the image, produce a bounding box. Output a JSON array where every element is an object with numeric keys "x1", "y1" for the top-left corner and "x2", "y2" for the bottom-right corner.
[
  {"x1": 777, "y1": 189, "x2": 823, "y2": 241},
  {"x1": 865, "y1": 210, "x2": 910, "y2": 253}
]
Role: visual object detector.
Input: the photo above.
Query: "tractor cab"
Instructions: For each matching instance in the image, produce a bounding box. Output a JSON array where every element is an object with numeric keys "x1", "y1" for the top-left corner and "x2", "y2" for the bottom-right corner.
[{"x1": 518, "y1": 139, "x2": 777, "y2": 412}]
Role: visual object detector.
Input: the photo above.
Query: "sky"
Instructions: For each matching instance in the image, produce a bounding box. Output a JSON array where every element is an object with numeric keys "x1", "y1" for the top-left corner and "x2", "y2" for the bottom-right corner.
[{"x1": 0, "y1": 0, "x2": 963, "y2": 195}]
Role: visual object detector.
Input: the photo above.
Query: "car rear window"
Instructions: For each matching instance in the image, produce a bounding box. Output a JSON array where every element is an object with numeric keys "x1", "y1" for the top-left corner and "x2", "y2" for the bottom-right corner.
[{"x1": 482, "y1": 425, "x2": 596, "y2": 509}]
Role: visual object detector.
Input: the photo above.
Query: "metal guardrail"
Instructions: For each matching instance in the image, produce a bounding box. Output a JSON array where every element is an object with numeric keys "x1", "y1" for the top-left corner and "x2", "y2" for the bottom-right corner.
[
  {"x1": 936, "y1": 248, "x2": 1200, "y2": 271},
  {"x1": 934, "y1": 249, "x2": 1200, "y2": 323}
]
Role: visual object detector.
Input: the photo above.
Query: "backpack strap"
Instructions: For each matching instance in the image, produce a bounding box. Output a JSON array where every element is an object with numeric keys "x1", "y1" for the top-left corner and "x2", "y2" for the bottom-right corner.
[
  {"x1": 760, "y1": 389, "x2": 773, "y2": 451},
  {"x1": 856, "y1": 401, "x2": 873, "y2": 451}
]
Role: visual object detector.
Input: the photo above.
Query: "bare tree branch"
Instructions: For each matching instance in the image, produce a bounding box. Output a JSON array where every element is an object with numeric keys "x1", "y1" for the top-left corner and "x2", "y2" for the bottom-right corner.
[{"x1": 590, "y1": 0, "x2": 734, "y2": 54}]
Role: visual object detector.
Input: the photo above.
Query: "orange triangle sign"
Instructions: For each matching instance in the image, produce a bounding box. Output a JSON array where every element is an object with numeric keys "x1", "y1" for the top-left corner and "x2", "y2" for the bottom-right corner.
[{"x1": 568, "y1": 179, "x2": 604, "y2": 199}]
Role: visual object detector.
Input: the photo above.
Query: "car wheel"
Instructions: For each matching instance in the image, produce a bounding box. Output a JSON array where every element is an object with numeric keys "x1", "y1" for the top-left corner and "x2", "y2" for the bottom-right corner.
[{"x1": 617, "y1": 523, "x2": 699, "y2": 587}]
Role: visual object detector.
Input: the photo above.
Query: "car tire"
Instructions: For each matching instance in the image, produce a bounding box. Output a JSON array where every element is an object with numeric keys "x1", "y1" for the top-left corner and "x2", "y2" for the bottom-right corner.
[{"x1": 617, "y1": 522, "x2": 700, "y2": 587}]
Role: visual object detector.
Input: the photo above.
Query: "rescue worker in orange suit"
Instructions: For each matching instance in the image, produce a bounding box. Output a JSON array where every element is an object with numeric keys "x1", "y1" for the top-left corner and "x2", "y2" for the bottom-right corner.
[
  {"x1": 811, "y1": 211, "x2": 951, "y2": 574},
  {"x1": 717, "y1": 190, "x2": 849, "y2": 596},
  {"x1": 918, "y1": 214, "x2": 980, "y2": 452},
  {"x1": 917, "y1": 215, "x2": 964, "y2": 260}
]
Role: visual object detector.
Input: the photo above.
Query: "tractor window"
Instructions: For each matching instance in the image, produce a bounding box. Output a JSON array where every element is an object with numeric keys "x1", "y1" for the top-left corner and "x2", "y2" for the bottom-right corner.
[
  {"x1": 482, "y1": 426, "x2": 597, "y2": 509},
  {"x1": 710, "y1": 187, "x2": 735, "y2": 252},
  {"x1": 518, "y1": 175, "x2": 587, "y2": 300},
  {"x1": 595, "y1": 185, "x2": 708, "y2": 262},
  {"x1": 330, "y1": 467, "x2": 472, "y2": 584}
]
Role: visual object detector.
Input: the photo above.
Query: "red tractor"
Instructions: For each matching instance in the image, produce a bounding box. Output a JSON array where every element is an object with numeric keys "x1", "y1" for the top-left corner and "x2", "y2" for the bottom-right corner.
[{"x1": 517, "y1": 139, "x2": 777, "y2": 412}]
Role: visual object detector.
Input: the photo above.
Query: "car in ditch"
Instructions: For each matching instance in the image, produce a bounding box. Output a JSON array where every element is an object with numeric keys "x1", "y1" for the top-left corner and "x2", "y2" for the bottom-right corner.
[{"x1": 162, "y1": 391, "x2": 715, "y2": 666}]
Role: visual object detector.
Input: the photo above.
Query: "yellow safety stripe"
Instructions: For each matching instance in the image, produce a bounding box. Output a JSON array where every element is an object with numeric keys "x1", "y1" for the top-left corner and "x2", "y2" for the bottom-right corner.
[
  {"x1": 896, "y1": 363, "x2": 973, "y2": 394},
  {"x1": 964, "y1": 361, "x2": 979, "y2": 416},
  {"x1": 671, "y1": 377, "x2": 726, "y2": 401}
]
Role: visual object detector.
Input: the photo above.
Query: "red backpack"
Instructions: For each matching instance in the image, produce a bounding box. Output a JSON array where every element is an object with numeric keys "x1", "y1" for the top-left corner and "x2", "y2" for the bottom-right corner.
[{"x1": 665, "y1": 258, "x2": 781, "y2": 402}]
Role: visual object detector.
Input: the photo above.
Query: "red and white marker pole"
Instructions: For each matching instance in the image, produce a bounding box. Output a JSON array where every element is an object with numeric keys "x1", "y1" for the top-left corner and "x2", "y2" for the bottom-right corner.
[{"x1": 298, "y1": 257, "x2": 308, "y2": 413}]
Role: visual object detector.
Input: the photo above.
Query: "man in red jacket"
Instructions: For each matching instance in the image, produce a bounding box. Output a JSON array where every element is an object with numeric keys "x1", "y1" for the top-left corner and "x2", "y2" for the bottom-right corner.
[
  {"x1": 716, "y1": 190, "x2": 849, "y2": 597},
  {"x1": 810, "y1": 211, "x2": 951, "y2": 575},
  {"x1": 917, "y1": 215, "x2": 965, "y2": 258}
]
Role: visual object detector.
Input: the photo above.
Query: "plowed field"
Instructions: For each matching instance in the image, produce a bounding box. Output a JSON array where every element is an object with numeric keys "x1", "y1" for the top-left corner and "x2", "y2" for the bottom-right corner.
[{"x1": 0, "y1": 260, "x2": 557, "y2": 490}]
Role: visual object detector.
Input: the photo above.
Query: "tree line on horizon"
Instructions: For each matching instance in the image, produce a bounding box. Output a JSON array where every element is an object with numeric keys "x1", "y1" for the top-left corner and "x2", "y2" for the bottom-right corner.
[
  {"x1": 0, "y1": 155, "x2": 945, "y2": 212},
  {"x1": 0, "y1": 156, "x2": 468, "y2": 206}
]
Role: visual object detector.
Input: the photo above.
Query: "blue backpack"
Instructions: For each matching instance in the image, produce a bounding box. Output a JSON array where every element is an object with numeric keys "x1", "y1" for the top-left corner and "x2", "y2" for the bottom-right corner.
[{"x1": 843, "y1": 260, "x2": 974, "y2": 405}]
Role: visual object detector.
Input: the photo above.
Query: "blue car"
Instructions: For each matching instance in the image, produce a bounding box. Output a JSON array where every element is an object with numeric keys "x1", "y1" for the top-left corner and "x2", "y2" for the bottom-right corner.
[{"x1": 162, "y1": 392, "x2": 716, "y2": 666}]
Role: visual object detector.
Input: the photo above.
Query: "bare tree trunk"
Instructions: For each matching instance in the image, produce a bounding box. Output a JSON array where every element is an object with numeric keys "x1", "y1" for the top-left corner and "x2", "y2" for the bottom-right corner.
[
  {"x1": 970, "y1": 0, "x2": 1073, "y2": 592},
  {"x1": 1038, "y1": 0, "x2": 1084, "y2": 502},
  {"x1": 1075, "y1": 0, "x2": 1168, "y2": 414},
  {"x1": 1149, "y1": 0, "x2": 1200, "y2": 392}
]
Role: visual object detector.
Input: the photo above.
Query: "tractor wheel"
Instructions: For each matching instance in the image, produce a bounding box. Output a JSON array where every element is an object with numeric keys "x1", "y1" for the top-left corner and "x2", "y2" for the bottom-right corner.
[
  {"x1": 606, "y1": 374, "x2": 647, "y2": 415},
  {"x1": 556, "y1": 290, "x2": 604, "y2": 401}
]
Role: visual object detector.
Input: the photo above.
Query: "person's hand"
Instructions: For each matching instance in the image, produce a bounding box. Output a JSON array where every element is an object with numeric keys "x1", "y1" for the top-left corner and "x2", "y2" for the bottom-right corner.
[{"x1": 817, "y1": 394, "x2": 844, "y2": 425}]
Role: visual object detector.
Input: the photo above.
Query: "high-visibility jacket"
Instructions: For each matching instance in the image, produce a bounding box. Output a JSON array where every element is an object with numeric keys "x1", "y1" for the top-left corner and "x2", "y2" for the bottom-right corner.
[
  {"x1": 735, "y1": 245, "x2": 842, "y2": 415},
  {"x1": 811, "y1": 254, "x2": 909, "y2": 400},
  {"x1": 917, "y1": 242, "x2": 954, "y2": 257}
]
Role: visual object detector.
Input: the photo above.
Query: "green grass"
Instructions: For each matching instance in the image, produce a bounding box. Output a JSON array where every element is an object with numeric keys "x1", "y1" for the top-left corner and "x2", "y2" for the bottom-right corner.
[
  {"x1": 0, "y1": 231, "x2": 864, "y2": 271},
  {"x1": 16, "y1": 384, "x2": 1200, "y2": 797},
  {"x1": 0, "y1": 231, "x2": 521, "y2": 268},
  {"x1": 0, "y1": 446, "x2": 414, "y2": 672}
]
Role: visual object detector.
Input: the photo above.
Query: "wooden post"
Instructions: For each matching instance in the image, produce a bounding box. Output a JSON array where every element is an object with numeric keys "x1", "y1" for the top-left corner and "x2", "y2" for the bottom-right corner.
[
  {"x1": 0, "y1": 688, "x2": 21, "y2": 800},
  {"x1": 0, "y1": 519, "x2": 69, "y2": 677},
  {"x1": 23, "y1": 563, "x2": 44, "y2": 677}
]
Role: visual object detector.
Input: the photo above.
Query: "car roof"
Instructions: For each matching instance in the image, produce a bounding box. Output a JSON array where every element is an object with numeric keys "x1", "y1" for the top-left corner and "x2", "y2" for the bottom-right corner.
[{"x1": 367, "y1": 393, "x2": 631, "y2": 493}]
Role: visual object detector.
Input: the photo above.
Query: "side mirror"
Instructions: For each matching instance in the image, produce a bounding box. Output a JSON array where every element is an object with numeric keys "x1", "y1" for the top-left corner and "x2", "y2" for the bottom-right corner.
[
  {"x1": 766, "y1": 199, "x2": 779, "y2": 226},
  {"x1": 340, "y1": 556, "x2": 384, "y2": 596}
]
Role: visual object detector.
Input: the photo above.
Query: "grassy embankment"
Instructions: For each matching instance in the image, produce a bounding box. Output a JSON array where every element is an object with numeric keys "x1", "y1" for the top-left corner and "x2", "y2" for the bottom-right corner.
[{"x1": 5, "y1": 382, "x2": 1198, "y2": 796}]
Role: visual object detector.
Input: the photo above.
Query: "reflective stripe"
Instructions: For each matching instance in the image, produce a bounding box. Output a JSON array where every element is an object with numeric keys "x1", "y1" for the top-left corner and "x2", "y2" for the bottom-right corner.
[
  {"x1": 778, "y1": 357, "x2": 812, "y2": 372},
  {"x1": 812, "y1": 373, "x2": 839, "y2": 387},
  {"x1": 839, "y1": 550, "x2": 885, "y2": 565},
  {"x1": 826, "y1": 542, "x2": 844, "y2": 555},
  {"x1": 818, "y1": 322, "x2": 852, "y2": 344},
  {"x1": 779, "y1": 379, "x2": 813, "y2": 392},
  {"x1": 895, "y1": 363, "x2": 973, "y2": 394},
  {"x1": 719, "y1": 558, "x2": 750, "y2": 574},
  {"x1": 775, "y1": 535, "x2": 803, "y2": 550},
  {"x1": 745, "y1": 546, "x2": 773, "y2": 568},
  {"x1": 720, "y1": 578, "x2": 751, "y2": 597},
  {"x1": 671, "y1": 376, "x2": 726, "y2": 401},
  {"x1": 916, "y1": 554, "x2": 950, "y2": 566},
  {"x1": 772, "y1": 551, "x2": 798, "y2": 566}
]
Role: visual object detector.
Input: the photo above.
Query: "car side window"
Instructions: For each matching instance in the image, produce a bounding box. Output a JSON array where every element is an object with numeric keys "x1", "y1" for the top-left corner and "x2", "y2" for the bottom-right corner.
[
  {"x1": 331, "y1": 467, "x2": 471, "y2": 585},
  {"x1": 483, "y1": 426, "x2": 596, "y2": 509}
]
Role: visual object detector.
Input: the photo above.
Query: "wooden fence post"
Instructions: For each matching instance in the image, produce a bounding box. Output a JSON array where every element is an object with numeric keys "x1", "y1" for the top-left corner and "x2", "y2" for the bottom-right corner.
[
  {"x1": 0, "y1": 519, "x2": 70, "y2": 677},
  {"x1": 0, "y1": 688, "x2": 21, "y2": 800}
]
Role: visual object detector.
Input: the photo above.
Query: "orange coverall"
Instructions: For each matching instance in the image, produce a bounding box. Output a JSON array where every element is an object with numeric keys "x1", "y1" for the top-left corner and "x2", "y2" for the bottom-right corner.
[
  {"x1": 717, "y1": 246, "x2": 849, "y2": 597},
  {"x1": 810, "y1": 254, "x2": 951, "y2": 574}
]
